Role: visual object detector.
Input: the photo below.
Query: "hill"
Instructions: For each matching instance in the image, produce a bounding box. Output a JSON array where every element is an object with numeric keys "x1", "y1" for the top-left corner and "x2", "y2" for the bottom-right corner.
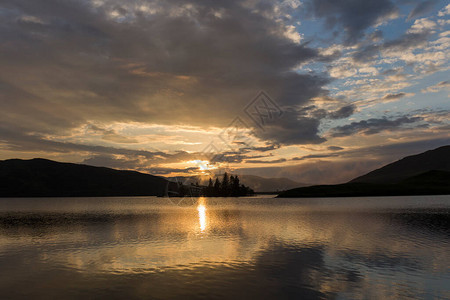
[
  {"x1": 0, "y1": 158, "x2": 170, "y2": 197},
  {"x1": 350, "y1": 145, "x2": 450, "y2": 184},
  {"x1": 277, "y1": 170, "x2": 450, "y2": 198},
  {"x1": 278, "y1": 145, "x2": 450, "y2": 198}
]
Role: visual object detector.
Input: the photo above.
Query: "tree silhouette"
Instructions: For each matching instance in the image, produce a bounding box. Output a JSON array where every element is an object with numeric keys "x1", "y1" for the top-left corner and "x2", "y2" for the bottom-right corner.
[
  {"x1": 214, "y1": 178, "x2": 221, "y2": 196},
  {"x1": 221, "y1": 172, "x2": 230, "y2": 196},
  {"x1": 202, "y1": 174, "x2": 254, "y2": 197},
  {"x1": 206, "y1": 178, "x2": 214, "y2": 196},
  {"x1": 232, "y1": 175, "x2": 240, "y2": 196}
]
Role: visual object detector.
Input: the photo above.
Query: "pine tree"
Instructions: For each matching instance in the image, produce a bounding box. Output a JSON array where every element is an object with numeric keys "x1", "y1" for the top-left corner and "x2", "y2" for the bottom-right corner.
[
  {"x1": 221, "y1": 172, "x2": 229, "y2": 196},
  {"x1": 239, "y1": 184, "x2": 246, "y2": 196},
  {"x1": 205, "y1": 178, "x2": 213, "y2": 196},
  {"x1": 230, "y1": 175, "x2": 235, "y2": 196},
  {"x1": 232, "y1": 175, "x2": 240, "y2": 196},
  {"x1": 214, "y1": 177, "x2": 221, "y2": 196}
]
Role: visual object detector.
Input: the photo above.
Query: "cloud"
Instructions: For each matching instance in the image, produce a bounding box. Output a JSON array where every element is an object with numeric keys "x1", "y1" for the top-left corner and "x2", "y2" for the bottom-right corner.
[
  {"x1": 0, "y1": 0, "x2": 330, "y2": 148},
  {"x1": 353, "y1": 30, "x2": 431, "y2": 62},
  {"x1": 245, "y1": 158, "x2": 287, "y2": 164},
  {"x1": 241, "y1": 144, "x2": 280, "y2": 152},
  {"x1": 437, "y1": 4, "x2": 450, "y2": 17},
  {"x1": 0, "y1": 125, "x2": 196, "y2": 164},
  {"x1": 299, "y1": 103, "x2": 356, "y2": 120},
  {"x1": 330, "y1": 116, "x2": 423, "y2": 137},
  {"x1": 381, "y1": 92, "x2": 414, "y2": 102},
  {"x1": 421, "y1": 81, "x2": 450, "y2": 93},
  {"x1": 407, "y1": 0, "x2": 438, "y2": 20},
  {"x1": 82, "y1": 155, "x2": 142, "y2": 170},
  {"x1": 407, "y1": 18, "x2": 436, "y2": 34},
  {"x1": 305, "y1": 0, "x2": 398, "y2": 44},
  {"x1": 327, "y1": 104, "x2": 356, "y2": 119},
  {"x1": 147, "y1": 167, "x2": 199, "y2": 175},
  {"x1": 87, "y1": 125, "x2": 139, "y2": 144},
  {"x1": 328, "y1": 146, "x2": 344, "y2": 151},
  {"x1": 383, "y1": 93, "x2": 405, "y2": 100},
  {"x1": 254, "y1": 111, "x2": 326, "y2": 145},
  {"x1": 239, "y1": 137, "x2": 450, "y2": 184},
  {"x1": 292, "y1": 153, "x2": 339, "y2": 161}
]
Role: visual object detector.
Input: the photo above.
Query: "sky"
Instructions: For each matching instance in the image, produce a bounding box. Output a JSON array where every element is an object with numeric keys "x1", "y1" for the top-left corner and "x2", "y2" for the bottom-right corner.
[{"x1": 0, "y1": 0, "x2": 449, "y2": 184}]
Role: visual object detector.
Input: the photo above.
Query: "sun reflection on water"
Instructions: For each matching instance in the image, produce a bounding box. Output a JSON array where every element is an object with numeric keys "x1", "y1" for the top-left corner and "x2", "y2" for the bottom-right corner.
[{"x1": 197, "y1": 198, "x2": 207, "y2": 232}]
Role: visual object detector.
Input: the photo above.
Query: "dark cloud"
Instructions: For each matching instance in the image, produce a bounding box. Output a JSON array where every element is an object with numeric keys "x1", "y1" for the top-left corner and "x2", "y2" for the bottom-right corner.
[
  {"x1": 353, "y1": 31, "x2": 430, "y2": 62},
  {"x1": 305, "y1": 0, "x2": 398, "y2": 44},
  {"x1": 87, "y1": 125, "x2": 139, "y2": 144},
  {"x1": 369, "y1": 30, "x2": 383, "y2": 42},
  {"x1": 213, "y1": 153, "x2": 269, "y2": 164},
  {"x1": 299, "y1": 104, "x2": 356, "y2": 120},
  {"x1": 422, "y1": 80, "x2": 450, "y2": 93},
  {"x1": 327, "y1": 104, "x2": 356, "y2": 119},
  {"x1": 328, "y1": 146, "x2": 344, "y2": 151},
  {"x1": 330, "y1": 116, "x2": 423, "y2": 137},
  {"x1": 240, "y1": 144, "x2": 280, "y2": 152},
  {"x1": 408, "y1": 0, "x2": 439, "y2": 20},
  {"x1": 292, "y1": 153, "x2": 339, "y2": 161},
  {"x1": 147, "y1": 167, "x2": 199, "y2": 175},
  {"x1": 245, "y1": 158, "x2": 287, "y2": 164},
  {"x1": 381, "y1": 67, "x2": 403, "y2": 75},
  {"x1": 383, "y1": 31, "x2": 430, "y2": 49},
  {"x1": 254, "y1": 111, "x2": 326, "y2": 145},
  {"x1": 82, "y1": 155, "x2": 142, "y2": 170},
  {"x1": 0, "y1": 0, "x2": 332, "y2": 148},
  {"x1": 382, "y1": 93, "x2": 407, "y2": 101}
]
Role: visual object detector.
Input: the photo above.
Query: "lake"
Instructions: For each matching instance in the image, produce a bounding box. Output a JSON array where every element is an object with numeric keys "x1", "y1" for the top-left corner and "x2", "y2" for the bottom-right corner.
[{"x1": 0, "y1": 195, "x2": 449, "y2": 299}]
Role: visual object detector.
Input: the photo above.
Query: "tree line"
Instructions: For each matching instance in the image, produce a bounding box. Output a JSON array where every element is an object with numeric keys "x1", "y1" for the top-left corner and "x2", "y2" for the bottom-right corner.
[
  {"x1": 176, "y1": 172, "x2": 254, "y2": 197},
  {"x1": 203, "y1": 172, "x2": 254, "y2": 197}
]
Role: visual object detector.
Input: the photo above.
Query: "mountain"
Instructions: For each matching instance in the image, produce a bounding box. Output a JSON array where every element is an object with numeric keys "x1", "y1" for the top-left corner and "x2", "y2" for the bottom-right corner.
[
  {"x1": 0, "y1": 158, "x2": 170, "y2": 197},
  {"x1": 350, "y1": 145, "x2": 450, "y2": 184},
  {"x1": 277, "y1": 170, "x2": 450, "y2": 198},
  {"x1": 168, "y1": 174, "x2": 308, "y2": 192},
  {"x1": 278, "y1": 145, "x2": 450, "y2": 198}
]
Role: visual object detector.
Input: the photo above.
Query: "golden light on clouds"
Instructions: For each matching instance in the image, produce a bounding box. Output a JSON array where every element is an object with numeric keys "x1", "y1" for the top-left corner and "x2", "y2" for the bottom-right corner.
[{"x1": 188, "y1": 160, "x2": 215, "y2": 172}]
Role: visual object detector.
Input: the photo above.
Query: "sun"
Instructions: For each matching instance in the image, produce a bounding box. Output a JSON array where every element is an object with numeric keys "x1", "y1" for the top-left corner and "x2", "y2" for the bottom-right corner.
[{"x1": 188, "y1": 160, "x2": 217, "y2": 172}]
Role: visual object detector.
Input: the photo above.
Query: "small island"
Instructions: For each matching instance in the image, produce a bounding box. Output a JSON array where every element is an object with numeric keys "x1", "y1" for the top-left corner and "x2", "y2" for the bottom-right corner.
[{"x1": 170, "y1": 172, "x2": 255, "y2": 197}]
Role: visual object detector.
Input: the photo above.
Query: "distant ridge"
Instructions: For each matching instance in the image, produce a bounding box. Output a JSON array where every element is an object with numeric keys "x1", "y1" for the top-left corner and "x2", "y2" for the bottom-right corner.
[
  {"x1": 350, "y1": 145, "x2": 450, "y2": 184},
  {"x1": 237, "y1": 175, "x2": 309, "y2": 193},
  {"x1": 0, "y1": 158, "x2": 169, "y2": 197},
  {"x1": 278, "y1": 145, "x2": 450, "y2": 198},
  {"x1": 169, "y1": 174, "x2": 308, "y2": 192}
]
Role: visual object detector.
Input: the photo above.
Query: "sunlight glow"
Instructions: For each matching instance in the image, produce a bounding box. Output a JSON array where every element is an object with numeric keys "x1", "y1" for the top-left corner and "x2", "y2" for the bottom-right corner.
[{"x1": 189, "y1": 160, "x2": 216, "y2": 171}]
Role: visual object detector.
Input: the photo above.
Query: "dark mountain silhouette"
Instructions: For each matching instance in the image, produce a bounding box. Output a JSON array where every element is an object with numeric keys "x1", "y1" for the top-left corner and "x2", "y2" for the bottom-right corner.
[
  {"x1": 351, "y1": 145, "x2": 450, "y2": 184},
  {"x1": 278, "y1": 145, "x2": 450, "y2": 198},
  {"x1": 277, "y1": 171, "x2": 450, "y2": 198},
  {"x1": 0, "y1": 158, "x2": 170, "y2": 197}
]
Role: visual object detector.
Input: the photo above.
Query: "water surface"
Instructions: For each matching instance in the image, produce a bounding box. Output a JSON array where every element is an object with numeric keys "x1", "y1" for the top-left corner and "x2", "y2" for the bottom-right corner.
[{"x1": 0, "y1": 195, "x2": 449, "y2": 299}]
